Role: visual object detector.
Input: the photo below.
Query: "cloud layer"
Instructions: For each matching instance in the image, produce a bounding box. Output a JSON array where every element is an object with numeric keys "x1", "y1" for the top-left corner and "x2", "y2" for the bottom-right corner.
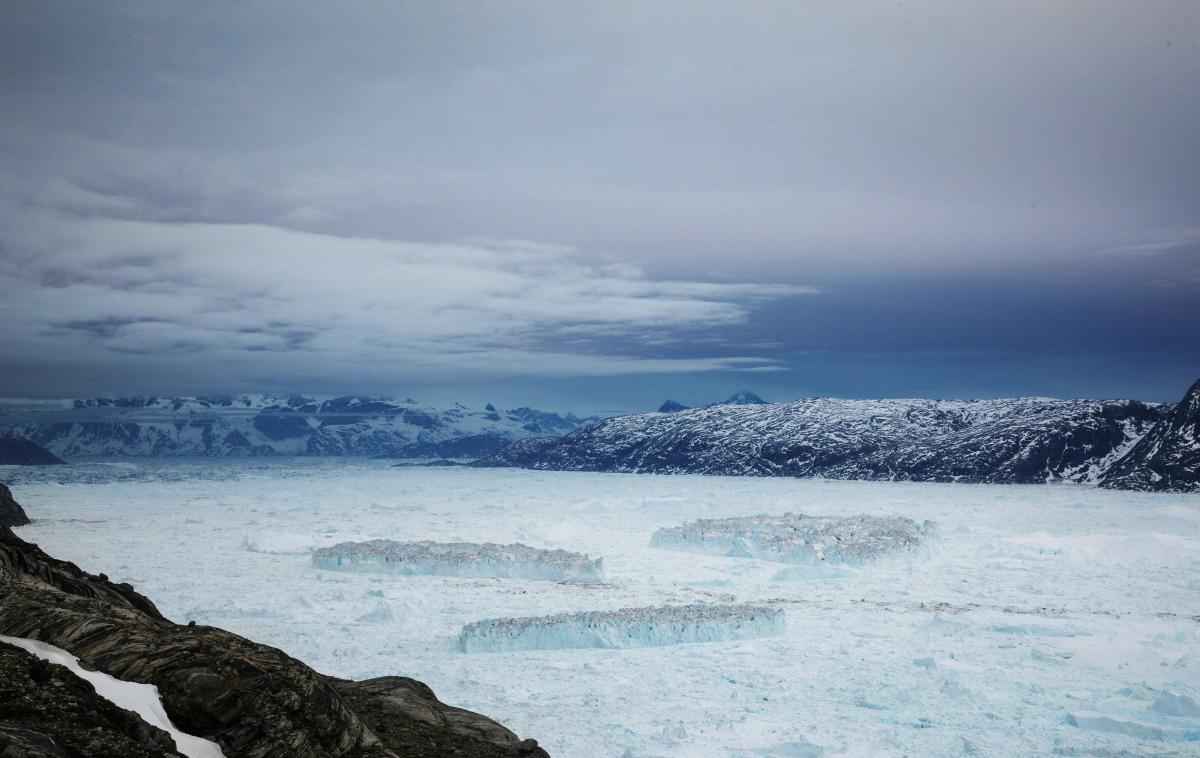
[
  {"x1": 0, "y1": 201, "x2": 813, "y2": 390},
  {"x1": 0, "y1": 1, "x2": 1197, "y2": 404}
]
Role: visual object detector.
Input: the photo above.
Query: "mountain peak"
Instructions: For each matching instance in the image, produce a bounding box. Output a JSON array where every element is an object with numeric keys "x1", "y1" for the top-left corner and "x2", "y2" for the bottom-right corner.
[
  {"x1": 657, "y1": 400, "x2": 689, "y2": 413},
  {"x1": 1101, "y1": 376, "x2": 1200, "y2": 492},
  {"x1": 720, "y1": 390, "x2": 766, "y2": 406}
]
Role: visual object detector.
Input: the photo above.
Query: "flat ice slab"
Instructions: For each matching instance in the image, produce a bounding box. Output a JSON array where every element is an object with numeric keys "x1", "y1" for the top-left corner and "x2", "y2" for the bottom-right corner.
[
  {"x1": 312, "y1": 539, "x2": 604, "y2": 582},
  {"x1": 651, "y1": 512, "x2": 933, "y2": 565},
  {"x1": 459, "y1": 603, "x2": 784, "y2": 653}
]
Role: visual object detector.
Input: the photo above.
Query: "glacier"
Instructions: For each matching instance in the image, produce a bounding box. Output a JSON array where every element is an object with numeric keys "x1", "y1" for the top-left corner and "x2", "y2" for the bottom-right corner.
[
  {"x1": 312, "y1": 539, "x2": 605, "y2": 582},
  {"x1": 651, "y1": 512, "x2": 934, "y2": 565},
  {"x1": 459, "y1": 603, "x2": 785, "y2": 653}
]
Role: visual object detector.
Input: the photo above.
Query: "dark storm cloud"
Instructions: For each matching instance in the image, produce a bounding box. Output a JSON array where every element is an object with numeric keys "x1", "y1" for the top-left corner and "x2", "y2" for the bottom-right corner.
[{"x1": 0, "y1": 1, "x2": 1197, "y2": 404}]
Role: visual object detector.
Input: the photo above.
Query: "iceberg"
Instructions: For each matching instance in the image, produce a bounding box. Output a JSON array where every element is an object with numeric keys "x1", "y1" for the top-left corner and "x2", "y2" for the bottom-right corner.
[
  {"x1": 459, "y1": 603, "x2": 784, "y2": 653},
  {"x1": 312, "y1": 539, "x2": 604, "y2": 582},
  {"x1": 651, "y1": 512, "x2": 933, "y2": 565}
]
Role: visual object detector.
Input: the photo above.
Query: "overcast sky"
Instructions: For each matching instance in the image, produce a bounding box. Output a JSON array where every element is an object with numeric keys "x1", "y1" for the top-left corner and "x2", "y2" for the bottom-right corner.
[{"x1": 1, "y1": 1, "x2": 1197, "y2": 412}]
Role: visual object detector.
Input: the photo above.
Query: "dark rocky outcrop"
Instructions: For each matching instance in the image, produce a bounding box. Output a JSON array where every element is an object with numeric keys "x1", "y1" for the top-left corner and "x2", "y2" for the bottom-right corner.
[
  {"x1": 1101, "y1": 377, "x2": 1200, "y2": 493},
  {"x1": 657, "y1": 400, "x2": 689, "y2": 413},
  {"x1": 0, "y1": 437, "x2": 64, "y2": 465},
  {"x1": 332, "y1": 677, "x2": 547, "y2": 757},
  {"x1": 0, "y1": 489, "x2": 549, "y2": 758},
  {"x1": 0, "y1": 482, "x2": 30, "y2": 528},
  {"x1": 0, "y1": 641, "x2": 187, "y2": 757}
]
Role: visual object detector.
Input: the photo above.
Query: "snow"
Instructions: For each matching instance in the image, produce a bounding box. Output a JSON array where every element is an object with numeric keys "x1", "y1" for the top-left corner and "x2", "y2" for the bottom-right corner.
[
  {"x1": 651, "y1": 513, "x2": 933, "y2": 565},
  {"x1": 0, "y1": 634, "x2": 226, "y2": 758},
  {"x1": 460, "y1": 604, "x2": 784, "y2": 652},
  {"x1": 4, "y1": 458, "x2": 1199, "y2": 757},
  {"x1": 313, "y1": 539, "x2": 605, "y2": 582}
]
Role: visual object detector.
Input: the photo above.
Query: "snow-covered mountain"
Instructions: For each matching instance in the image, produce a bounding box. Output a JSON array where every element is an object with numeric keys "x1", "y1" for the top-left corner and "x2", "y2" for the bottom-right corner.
[
  {"x1": 1100, "y1": 377, "x2": 1200, "y2": 492},
  {"x1": 0, "y1": 395, "x2": 595, "y2": 459},
  {"x1": 477, "y1": 395, "x2": 1168, "y2": 485}
]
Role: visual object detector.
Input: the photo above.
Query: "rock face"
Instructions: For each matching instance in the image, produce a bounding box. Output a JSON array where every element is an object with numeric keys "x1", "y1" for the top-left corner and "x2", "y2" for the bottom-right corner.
[
  {"x1": 0, "y1": 395, "x2": 594, "y2": 459},
  {"x1": 0, "y1": 483, "x2": 30, "y2": 528},
  {"x1": 478, "y1": 396, "x2": 1165, "y2": 484},
  {"x1": 0, "y1": 641, "x2": 187, "y2": 757},
  {"x1": 656, "y1": 400, "x2": 689, "y2": 413},
  {"x1": 0, "y1": 438, "x2": 64, "y2": 465},
  {"x1": 0, "y1": 491, "x2": 548, "y2": 758},
  {"x1": 1101, "y1": 377, "x2": 1200, "y2": 492}
]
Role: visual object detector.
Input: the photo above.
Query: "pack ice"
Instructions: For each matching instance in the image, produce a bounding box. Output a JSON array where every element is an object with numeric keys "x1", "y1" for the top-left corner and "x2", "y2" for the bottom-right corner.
[
  {"x1": 651, "y1": 512, "x2": 933, "y2": 565},
  {"x1": 312, "y1": 539, "x2": 605, "y2": 582},
  {"x1": 459, "y1": 603, "x2": 785, "y2": 653}
]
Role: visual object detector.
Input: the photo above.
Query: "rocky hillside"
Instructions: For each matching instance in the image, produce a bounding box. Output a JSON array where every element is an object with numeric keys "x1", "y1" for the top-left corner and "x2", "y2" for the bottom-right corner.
[
  {"x1": 0, "y1": 483, "x2": 29, "y2": 528},
  {"x1": 0, "y1": 395, "x2": 593, "y2": 459},
  {"x1": 0, "y1": 438, "x2": 64, "y2": 465},
  {"x1": 1101, "y1": 377, "x2": 1200, "y2": 492},
  {"x1": 0, "y1": 489, "x2": 548, "y2": 757},
  {"x1": 478, "y1": 395, "x2": 1166, "y2": 485}
]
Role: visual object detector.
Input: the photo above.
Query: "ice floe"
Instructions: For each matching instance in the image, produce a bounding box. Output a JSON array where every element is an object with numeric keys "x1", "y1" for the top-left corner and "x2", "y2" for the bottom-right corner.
[
  {"x1": 312, "y1": 539, "x2": 605, "y2": 582},
  {"x1": 459, "y1": 603, "x2": 784, "y2": 653},
  {"x1": 651, "y1": 512, "x2": 933, "y2": 565}
]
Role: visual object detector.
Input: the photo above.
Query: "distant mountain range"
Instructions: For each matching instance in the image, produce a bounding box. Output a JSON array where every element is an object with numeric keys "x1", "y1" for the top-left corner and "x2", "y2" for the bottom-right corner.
[
  {"x1": 479, "y1": 378, "x2": 1200, "y2": 492},
  {"x1": 0, "y1": 395, "x2": 596, "y2": 459}
]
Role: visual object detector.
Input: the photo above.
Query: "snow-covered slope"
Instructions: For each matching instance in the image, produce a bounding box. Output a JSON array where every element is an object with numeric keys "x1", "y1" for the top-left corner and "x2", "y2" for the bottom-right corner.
[
  {"x1": 478, "y1": 396, "x2": 1166, "y2": 484},
  {"x1": 0, "y1": 395, "x2": 594, "y2": 459},
  {"x1": 1101, "y1": 378, "x2": 1200, "y2": 492}
]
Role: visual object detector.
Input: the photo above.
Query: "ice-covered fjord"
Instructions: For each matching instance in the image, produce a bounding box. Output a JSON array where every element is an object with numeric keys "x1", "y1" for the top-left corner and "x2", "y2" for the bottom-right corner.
[{"x1": 4, "y1": 459, "x2": 1198, "y2": 757}]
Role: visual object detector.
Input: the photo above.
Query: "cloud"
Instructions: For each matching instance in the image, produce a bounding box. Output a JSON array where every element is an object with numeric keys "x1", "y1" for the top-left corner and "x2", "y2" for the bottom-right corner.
[
  {"x1": 1098, "y1": 226, "x2": 1200, "y2": 256},
  {"x1": 0, "y1": 199, "x2": 814, "y2": 389}
]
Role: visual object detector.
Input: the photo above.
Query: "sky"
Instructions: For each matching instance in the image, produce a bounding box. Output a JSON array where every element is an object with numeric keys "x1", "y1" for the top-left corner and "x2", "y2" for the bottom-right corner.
[{"x1": 0, "y1": 1, "x2": 1197, "y2": 413}]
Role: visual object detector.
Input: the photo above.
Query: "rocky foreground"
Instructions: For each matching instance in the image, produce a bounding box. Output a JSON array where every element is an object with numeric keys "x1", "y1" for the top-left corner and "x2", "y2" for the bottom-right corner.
[{"x1": 0, "y1": 484, "x2": 548, "y2": 757}]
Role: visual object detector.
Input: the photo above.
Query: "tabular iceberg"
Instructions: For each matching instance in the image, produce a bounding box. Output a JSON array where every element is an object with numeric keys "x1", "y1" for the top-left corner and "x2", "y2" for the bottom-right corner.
[
  {"x1": 459, "y1": 603, "x2": 785, "y2": 653},
  {"x1": 312, "y1": 539, "x2": 605, "y2": 582},
  {"x1": 651, "y1": 512, "x2": 933, "y2": 565}
]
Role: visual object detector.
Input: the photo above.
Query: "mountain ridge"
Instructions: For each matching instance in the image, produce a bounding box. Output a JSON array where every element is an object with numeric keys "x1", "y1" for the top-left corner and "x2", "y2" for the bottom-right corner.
[
  {"x1": 0, "y1": 395, "x2": 596, "y2": 459},
  {"x1": 477, "y1": 393, "x2": 1174, "y2": 486},
  {"x1": 1100, "y1": 377, "x2": 1200, "y2": 492}
]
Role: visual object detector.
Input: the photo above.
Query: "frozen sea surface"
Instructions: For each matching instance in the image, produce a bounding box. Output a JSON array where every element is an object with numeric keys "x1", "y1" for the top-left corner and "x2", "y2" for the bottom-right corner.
[{"x1": 4, "y1": 459, "x2": 1199, "y2": 757}]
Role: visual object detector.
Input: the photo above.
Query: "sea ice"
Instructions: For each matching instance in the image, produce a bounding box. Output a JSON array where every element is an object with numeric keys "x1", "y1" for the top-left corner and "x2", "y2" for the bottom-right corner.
[
  {"x1": 312, "y1": 539, "x2": 605, "y2": 582},
  {"x1": 651, "y1": 512, "x2": 933, "y2": 565},
  {"x1": 459, "y1": 603, "x2": 784, "y2": 653},
  {"x1": 8, "y1": 459, "x2": 1198, "y2": 757}
]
